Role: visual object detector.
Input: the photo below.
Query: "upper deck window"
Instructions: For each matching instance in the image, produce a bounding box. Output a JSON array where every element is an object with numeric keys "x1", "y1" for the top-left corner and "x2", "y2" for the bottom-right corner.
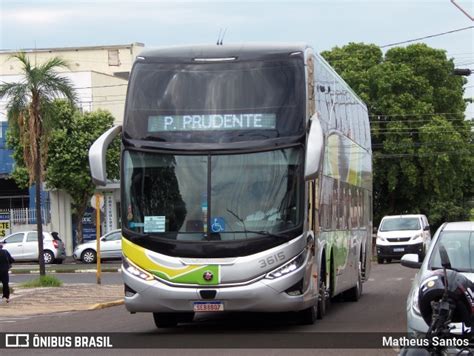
[{"x1": 124, "y1": 58, "x2": 305, "y2": 143}]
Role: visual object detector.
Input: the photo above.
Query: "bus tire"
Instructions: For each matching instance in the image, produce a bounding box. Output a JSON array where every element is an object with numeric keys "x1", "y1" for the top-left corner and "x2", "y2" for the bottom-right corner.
[
  {"x1": 317, "y1": 259, "x2": 327, "y2": 319},
  {"x1": 344, "y1": 261, "x2": 362, "y2": 302},
  {"x1": 153, "y1": 313, "x2": 178, "y2": 328},
  {"x1": 299, "y1": 303, "x2": 317, "y2": 325}
]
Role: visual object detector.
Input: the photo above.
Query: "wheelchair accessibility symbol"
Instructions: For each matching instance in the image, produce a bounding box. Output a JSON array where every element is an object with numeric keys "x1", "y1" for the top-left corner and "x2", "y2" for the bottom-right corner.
[{"x1": 211, "y1": 217, "x2": 225, "y2": 233}]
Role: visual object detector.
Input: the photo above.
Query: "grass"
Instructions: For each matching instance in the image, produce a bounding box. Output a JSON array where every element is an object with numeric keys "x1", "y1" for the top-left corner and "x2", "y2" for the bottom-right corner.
[{"x1": 20, "y1": 275, "x2": 63, "y2": 288}]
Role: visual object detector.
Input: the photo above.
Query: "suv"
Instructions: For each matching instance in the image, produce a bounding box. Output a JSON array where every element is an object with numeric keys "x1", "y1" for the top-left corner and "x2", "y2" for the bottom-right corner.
[
  {"x1": 0, "y1": 231, "x2": 66, "y2": 264},
  {"x1": 376, "y1": 214, "x2": 431, "y2": 264}
]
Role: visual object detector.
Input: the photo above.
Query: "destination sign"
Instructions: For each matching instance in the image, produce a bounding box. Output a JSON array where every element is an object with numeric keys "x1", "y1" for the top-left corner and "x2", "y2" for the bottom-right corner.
[{"x1": 148, "y1": 113, "x2": 276, "y2": 132}]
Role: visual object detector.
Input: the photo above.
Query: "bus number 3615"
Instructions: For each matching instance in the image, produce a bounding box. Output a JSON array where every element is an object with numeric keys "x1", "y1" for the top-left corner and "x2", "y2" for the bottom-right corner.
[{"x1": 258, "y1": 252, "x2": 286, "y2": 268}]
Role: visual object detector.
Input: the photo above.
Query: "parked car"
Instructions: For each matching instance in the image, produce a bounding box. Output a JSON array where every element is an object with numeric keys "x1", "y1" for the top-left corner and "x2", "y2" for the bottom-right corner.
[
  {"x1": 402, "y1": 221, "x2": 474, "y2": 335},
  {"x1": 73, "y1": 229, "x2": 122, "y2": 264},
  {"x1": 0, "y1": 231, "x2": 66, "y2": 264},
  {"x1": 375, "y1": 214, "x2": 431, "y2": 263}
]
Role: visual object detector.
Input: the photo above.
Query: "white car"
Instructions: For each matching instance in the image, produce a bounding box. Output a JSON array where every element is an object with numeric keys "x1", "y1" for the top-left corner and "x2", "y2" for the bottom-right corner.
[
  {"x1": 376, "y1": 214, "x2": 431, "y2": 263},
  {"x1": 402, "y1": 221, "x2": 474, "y2": 335},
  {"x1": 73, "y1": 229, "x2": 122, "y2": 264},
  {"x1": 0, "y1": 231, "x2": 66, "y2": 264}
]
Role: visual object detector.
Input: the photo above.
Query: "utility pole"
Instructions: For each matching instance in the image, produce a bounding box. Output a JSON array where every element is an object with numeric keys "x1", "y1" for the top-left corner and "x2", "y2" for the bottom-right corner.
[{"x1": 450, "y1": 0, "x2": 474, "y2": 21}]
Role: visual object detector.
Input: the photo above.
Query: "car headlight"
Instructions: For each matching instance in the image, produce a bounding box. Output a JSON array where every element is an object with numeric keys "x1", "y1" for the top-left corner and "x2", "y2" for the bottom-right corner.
[
  {"x1": 266, "y1": 250, "x2": 307, "y2": 279},
  {"x1": 410, "y1": 233, "x2": 422, "y2": 241},
  {"x1": 411, "y1": 287, "x2": 421, "y2": 315},
  {"x1": 122, "y1": 257, "x2": 155, "y2": 281},
  {"x1": 377, "y1": 235, "x2": 386, "y2": 242}
]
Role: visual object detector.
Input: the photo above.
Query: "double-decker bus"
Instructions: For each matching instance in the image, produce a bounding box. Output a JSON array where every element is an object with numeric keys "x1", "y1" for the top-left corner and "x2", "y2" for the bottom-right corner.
[{"x1": 89, "y1": 43, "x2": 372, "y2": 328}]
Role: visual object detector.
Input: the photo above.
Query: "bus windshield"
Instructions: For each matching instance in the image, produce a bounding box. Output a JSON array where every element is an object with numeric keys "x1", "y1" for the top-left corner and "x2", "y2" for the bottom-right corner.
[
  {"x1": 123, "y1": 58, "x2": 305, "y2": 143},
  {"x1": 123, "y1": 147, "x2": 303, "y2": 240}
]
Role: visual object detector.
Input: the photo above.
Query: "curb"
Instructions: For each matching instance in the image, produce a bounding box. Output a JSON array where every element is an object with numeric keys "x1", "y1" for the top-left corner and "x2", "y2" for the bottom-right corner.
[{"x1": 88, "y1": 299, "x2": 124, "y2": 310}]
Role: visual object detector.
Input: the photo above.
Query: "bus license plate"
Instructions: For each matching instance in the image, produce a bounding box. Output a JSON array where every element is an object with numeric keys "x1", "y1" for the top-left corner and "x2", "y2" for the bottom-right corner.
[
  {"x1": 393, "y1": 247, "x2": 405, "y2": 252},
  {"x1": 193, "y1": 302, "x2": 224, "y2": 312}
]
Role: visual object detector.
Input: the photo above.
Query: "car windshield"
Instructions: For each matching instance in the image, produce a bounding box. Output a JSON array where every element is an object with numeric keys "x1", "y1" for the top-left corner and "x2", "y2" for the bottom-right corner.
[
  {"x1": 429, "y1": 231, "x2": 473, "y2": 272},
  {"x1": 379, "y1": 217, "x2": 420, "y2": 231},
  {"x1": 123, "y1": 147, "x2": 303, "y2": 241}
]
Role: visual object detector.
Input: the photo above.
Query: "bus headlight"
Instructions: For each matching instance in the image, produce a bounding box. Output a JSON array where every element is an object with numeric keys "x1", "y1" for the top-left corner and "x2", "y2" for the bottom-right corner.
[
  {"x1": 411, "y1": 288, "x2": 421, "y2": 316},
  {"x1": 266, "y1": 251, "x2": 306, "y2": 279},
  {"x1": 123, "y1": 257, "x2": 155, "y2": 281}
]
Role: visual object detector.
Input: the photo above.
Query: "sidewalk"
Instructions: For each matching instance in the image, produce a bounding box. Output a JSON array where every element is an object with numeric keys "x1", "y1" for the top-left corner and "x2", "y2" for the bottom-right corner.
[
  {"x1": 10, "y1": 261, "x2": 121, "y2": 274},
  {"x1": 0, "y1": 283, "x2": 124, "y2": 316}
]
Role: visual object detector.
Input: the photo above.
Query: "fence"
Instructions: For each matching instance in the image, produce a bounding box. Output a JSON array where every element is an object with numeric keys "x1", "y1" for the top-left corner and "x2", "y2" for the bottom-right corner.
[{"x1": 10, "y1": 207, "x2": 51, "y2": 225}]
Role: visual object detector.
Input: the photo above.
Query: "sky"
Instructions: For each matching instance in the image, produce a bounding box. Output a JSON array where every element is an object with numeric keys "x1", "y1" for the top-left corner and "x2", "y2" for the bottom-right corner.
[{"x1": 1, "y1": 0, "x2": 473, "y2": 115}]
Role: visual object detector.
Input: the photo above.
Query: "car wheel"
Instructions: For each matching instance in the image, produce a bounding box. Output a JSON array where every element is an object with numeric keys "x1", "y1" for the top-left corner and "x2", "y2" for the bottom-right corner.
[
  {"x1": 153, "y1": 313, "x2": 178, "y2": 328},
  {"x1": 43, "y1": 250, "x2": 54, "y2": 264},
  {"x1": 418, "y1": 246, "x2": 426, "y2": 262},
  {"x1": 377, "y1": 257, "x2": 384, "y2": 264},
  {"x1": 81, "y1": 249, "x2": 97, "y2": 264}
]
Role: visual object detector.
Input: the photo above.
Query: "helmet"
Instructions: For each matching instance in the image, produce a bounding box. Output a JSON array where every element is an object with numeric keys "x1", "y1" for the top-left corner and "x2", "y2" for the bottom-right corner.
[{"x1": 418, "y1": 269, "x2": 474, "y2": 328}]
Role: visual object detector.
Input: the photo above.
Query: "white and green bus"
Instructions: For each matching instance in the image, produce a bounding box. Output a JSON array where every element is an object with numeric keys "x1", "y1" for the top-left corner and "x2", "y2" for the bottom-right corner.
[{"x1": 89, "y1": 43, "x2": 372, "y2": 328}]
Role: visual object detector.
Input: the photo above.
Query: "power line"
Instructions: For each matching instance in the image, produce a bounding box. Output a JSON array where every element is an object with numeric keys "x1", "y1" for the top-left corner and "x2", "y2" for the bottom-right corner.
[
  {"x1": 374, "y1": 151, "x2": 472, "y2": 158},
  {"x1": 380, "y1": 25, "x2": 474, "y2": 48},
  {"x1": 369, "y1": 112, "x2": 464, "y2": 118}
]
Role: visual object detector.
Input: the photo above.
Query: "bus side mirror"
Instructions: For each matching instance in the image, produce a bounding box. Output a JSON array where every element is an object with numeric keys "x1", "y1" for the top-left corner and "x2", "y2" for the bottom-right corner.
[
  {"x1": 89, "y1": 125, "x2": 122, "y2": 186},
  {"x1": 304, "y1": 115, "x2": 324, "y2": 180}
]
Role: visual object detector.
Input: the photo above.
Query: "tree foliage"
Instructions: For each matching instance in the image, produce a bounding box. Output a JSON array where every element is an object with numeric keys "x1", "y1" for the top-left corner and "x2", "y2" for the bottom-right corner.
[
  {"x1": 45, "y1": 101, "x2": 120, "y2": 243},
  {"x1": 321, "y1": 43, "x2": 473, "y2": 228}
]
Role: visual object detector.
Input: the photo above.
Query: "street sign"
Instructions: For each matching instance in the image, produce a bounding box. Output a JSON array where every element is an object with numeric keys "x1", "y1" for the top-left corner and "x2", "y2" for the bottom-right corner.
[{"x1": 90, "y1": 194, "x2": 104, "y2": 210}]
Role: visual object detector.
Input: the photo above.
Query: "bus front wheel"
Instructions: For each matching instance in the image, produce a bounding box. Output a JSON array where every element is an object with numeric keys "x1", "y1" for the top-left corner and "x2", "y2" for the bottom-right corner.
[
  {"x1": 153, "y1": 312, "x2": 194, "y2": 328},
  {"x1": 153, "y1": 313, "x2": 177, "y2": 328},
  {"x1": 299, "y1": 303, "x2": 317, "y2": 325}
]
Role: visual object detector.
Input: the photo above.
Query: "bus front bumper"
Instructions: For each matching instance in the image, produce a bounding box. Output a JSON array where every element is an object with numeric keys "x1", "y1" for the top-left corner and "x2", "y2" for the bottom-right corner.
[{"x1": 122, "y1": 266, "x2": 316, "y2": 313}]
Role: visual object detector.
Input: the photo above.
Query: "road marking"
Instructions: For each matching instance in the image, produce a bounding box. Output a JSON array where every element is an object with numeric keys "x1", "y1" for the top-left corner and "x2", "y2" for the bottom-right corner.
[{"x1": 0, "y1": 316, "x2": 31, "y2": 324}]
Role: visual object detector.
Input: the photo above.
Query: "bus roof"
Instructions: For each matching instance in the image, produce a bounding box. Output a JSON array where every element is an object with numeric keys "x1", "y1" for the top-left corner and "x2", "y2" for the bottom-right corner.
[{"x1": 137, "y1": 43, "x2": 310, "y2": 62}]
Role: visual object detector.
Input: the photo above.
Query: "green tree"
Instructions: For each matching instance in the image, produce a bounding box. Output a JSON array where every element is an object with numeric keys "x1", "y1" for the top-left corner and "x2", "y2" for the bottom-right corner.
[
  {"x1": 45, "y1": 101, "x2": 120, "y2": 244},
  {"x1": 321, "y1": 43, "x2": 473, "y2": 228},
  {"x1": 0, "y1": 53, "x2": 76, "y2": 275}
]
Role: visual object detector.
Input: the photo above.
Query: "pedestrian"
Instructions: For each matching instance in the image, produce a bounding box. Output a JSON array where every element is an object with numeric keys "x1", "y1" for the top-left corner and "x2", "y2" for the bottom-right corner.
[{"x1": 0, "y1": 241, "x2": 14, "y2": 303}]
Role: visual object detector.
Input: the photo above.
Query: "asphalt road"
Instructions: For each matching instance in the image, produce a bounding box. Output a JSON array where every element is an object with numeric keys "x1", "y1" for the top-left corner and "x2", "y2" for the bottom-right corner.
[{"x1": 0, "y1": 262, "x2": 418, "y2": 356}]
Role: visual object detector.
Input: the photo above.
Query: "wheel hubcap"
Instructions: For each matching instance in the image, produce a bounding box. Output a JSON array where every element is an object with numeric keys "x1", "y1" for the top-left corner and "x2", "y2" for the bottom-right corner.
[{"x1": 84, "y1": 252, "x2": 94, "y2": 263}]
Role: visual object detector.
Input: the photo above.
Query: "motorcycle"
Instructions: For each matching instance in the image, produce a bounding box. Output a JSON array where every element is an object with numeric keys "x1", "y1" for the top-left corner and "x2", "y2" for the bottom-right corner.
[{"x1": 400, "y1": 245, "x2": 474, "y2": 355}]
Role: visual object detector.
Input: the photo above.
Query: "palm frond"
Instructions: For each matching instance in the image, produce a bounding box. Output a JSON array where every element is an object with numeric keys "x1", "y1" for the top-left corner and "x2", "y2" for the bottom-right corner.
[
  {"x1": 41, "y1": 73, "x2": 77, "y2": 104},
  {"x1": 9, "y1": 52, "x2": 32, "y2": 75},
  {"x1": 39, "y1": 57, "x2": 71, "y2": 74}
]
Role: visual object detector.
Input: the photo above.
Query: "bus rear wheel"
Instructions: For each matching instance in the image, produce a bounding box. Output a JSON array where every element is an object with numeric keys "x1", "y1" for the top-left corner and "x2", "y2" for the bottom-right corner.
[{"x1": 344, "y1": 261, "x2": 362, "y2": 302}]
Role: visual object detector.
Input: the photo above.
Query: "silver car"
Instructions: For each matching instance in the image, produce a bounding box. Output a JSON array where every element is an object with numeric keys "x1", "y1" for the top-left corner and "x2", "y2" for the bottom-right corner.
[
  {"x1": 402, "y1": 221, "x2": 474, "y2": 335},
  {"x1": 73, "y1": 229, "x2": 122, "y2": 264},
  {"x1": 0, "y1": 231, "x2": 66, "y2": 264}
]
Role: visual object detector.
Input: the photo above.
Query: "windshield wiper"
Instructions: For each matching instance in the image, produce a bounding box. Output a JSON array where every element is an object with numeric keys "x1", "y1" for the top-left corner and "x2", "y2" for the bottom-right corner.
[
  {"x1": 231, "y1": 230, "x2": 290, "y2": 240},
  {"x1": 226, "y1": 208, "x2": 290, "y2": 240},
  {"x1": 431, "y1": 266, "x2": 464, "y2": 273}
]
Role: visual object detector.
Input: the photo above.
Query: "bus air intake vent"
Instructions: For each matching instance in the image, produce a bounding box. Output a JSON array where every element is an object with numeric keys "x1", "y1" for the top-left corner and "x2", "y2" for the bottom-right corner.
[{"x1": 199, "y1": 290, "x2": 217, "y2": 299}]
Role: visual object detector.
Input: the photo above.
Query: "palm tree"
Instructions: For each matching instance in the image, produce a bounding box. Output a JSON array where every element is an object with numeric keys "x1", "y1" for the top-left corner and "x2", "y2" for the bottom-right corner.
[{"x1": 0, "y1": 52, "x2": 76, "y2": 276}]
